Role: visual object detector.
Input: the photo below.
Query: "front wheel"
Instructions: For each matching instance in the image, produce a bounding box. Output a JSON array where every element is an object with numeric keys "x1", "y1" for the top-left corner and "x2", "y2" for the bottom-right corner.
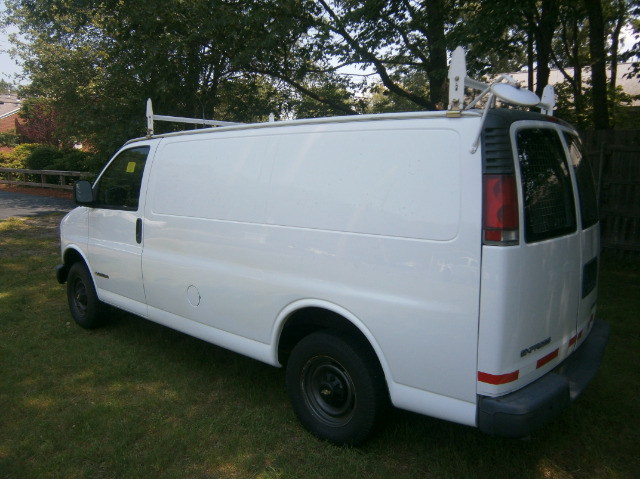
[
  {"x1": 286, "y1": 331, "x2": 388, "y2": 445},
  {"x1": 66, "y1": 262, "x2": 108, "y2": 329}
]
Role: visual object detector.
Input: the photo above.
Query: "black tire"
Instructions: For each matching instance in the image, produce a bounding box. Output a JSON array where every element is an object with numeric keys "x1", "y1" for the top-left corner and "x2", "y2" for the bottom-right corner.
[
  {"x1": 286, "y1": 330, "x2": 388, "y2": 445},
  {"x1": 66, "y1": 262, "x2": 108, "y2": 329}
]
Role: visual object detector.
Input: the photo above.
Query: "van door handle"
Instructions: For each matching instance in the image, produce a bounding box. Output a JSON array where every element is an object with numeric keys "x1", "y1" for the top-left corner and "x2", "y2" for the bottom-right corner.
[{"x1": 136, "y1": 218, "x2": 143, "y2": 244}]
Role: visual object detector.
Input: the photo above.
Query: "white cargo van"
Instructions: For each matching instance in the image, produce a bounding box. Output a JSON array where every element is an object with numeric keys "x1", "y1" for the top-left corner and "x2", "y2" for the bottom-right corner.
[{"x1": 56, "y1": 48, "x2": 608, "y2": 444}]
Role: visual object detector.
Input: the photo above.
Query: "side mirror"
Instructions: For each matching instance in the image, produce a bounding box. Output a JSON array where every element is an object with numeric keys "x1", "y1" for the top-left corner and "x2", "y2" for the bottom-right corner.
[{"x1": 74, "y1": 180, "x2": 94, "y2": 205}]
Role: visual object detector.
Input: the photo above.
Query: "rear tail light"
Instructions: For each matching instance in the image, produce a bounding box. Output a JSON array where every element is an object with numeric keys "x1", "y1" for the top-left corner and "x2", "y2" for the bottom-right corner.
[{"x1": 483, "y1": 174, "x2": 519, "y2": 244}]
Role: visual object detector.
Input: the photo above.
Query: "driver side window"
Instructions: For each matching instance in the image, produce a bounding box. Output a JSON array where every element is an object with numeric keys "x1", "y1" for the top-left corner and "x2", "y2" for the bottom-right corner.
[{"x1": 94, "y1": 146, "x2": 150, "y2": 210}]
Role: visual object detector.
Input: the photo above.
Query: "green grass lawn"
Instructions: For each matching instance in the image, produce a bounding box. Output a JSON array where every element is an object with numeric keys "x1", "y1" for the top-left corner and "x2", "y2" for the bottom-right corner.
[{"x1": 1, "y1": 214, "x2": 638, "y2": 478}]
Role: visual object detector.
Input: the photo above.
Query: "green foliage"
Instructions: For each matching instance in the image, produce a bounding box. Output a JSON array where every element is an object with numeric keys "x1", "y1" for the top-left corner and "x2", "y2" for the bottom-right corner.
[
  {"x1": 555, "y1": 80, "x2": 640, "y2": 129},
  {"x1": 55, "y1": 148, "x2": 102, "y2": 173},
  {"x1": 0, "y1": 142, "x2": 99, "y2": 172},
  {"x1": 0, "y1": 79, "x2": 15, "y2": 95},
  {"x1": 16, "y1": 98, "x2": 60, "y2": 145},
  {"x1": 34, "y1": 148, "x2": 99, "y2": 173},
  {"x1": 365, "y1": 71, "x2": 433, "y2": 114},
  {"x1": 0, "y1": 131, "x2": 19, "y2": 147},
  {"x1": 4, "y1": 143, "x2": 40, "y2": 168},
  {"x1": 2, "y1": 0, "x2": 638, "y2": 140},
  {"x1": 288, "y1": 75, "x2": 365, "y2": 118},
  {"x1": 24, "y1": 145, "x2": 63, "y2": 170},
  {"x1": 3, "y1": 0, "x2": 328, "y2": 159}
]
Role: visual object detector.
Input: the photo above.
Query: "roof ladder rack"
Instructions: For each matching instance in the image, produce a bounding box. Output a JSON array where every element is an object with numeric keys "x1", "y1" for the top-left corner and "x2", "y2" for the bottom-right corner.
[
  {"x1": 447, "y1": 46, "x2": 556, "y2": 153},
  {"x1": 145, "y1": 99, "x2": 243, "y2": 136}
]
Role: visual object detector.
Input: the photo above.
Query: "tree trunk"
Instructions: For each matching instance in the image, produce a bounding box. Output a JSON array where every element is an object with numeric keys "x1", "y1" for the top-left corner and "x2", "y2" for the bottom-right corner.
[
  {"x1": 527, "y1": 27, "x2": 535, "y2": 91},
  {"x1": 533, "y1": 0, "x2": 560, "y2": 99},
  {"x1": 609, "y1": 1, "x2": 626, "y2": 126},
  {"x1": 584, "y1": 0, "x2": 610, "y2": 129},
  {"x1": 572, "y1": 17, "x2": 584, "y2": 120},
  {"x1": 425, "y1": 0, "x2": 448, "y2": 108}
]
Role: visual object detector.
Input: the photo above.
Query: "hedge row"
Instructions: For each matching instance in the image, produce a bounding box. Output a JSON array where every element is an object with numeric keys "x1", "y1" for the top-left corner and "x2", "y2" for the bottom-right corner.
[{"x1": 0, "y1": 144, "x2": 104, "y2": 174}]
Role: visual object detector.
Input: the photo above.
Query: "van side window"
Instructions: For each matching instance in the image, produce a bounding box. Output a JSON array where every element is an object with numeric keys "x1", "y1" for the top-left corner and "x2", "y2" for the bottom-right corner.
[
  {"x1": 94, "y1": 147, "x2": 150, "y2": 210},
  {"x1": 563, "y1": 133, "x2": 599, "y2": 229},
  {"x1": 516, "y1": 128, "x2": 577, "y2": 243}
]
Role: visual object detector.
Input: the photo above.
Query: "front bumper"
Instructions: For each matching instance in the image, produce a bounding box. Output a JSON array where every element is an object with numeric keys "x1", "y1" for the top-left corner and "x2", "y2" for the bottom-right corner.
[{"x1": 477, "y1": 318, "x2": 610, "y2": 437}]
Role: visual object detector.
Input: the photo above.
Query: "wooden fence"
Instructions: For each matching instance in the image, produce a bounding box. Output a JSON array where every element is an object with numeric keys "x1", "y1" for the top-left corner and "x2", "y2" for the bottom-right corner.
[
  {"x1": 582, "y1": 130, "x2": 640, "y2": 257},
  {"x1": 0, "y1": 168, "x2": 92, "y2": 190}
]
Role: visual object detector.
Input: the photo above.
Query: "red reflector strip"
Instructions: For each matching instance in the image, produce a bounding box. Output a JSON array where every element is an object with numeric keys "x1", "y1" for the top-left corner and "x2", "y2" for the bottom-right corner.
[
  {"x1": 570, "y1": 329, "x2": 585, "y2": 348},
  {"x1": 536, "y1": 349, "x2": 559, "y2": 369},
  {"x1": 478, "y1": 370, "x2": 519, "y2": 385}
]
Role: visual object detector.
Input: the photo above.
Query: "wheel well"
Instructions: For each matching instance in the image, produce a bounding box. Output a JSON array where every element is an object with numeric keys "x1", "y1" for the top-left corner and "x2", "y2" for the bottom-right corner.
[
  {"x1": 59, "y1": 249, "x2": 86, "y2": 282},
  {"x1": 277, "y1": 307, "x2": 379, "y2": 368}
]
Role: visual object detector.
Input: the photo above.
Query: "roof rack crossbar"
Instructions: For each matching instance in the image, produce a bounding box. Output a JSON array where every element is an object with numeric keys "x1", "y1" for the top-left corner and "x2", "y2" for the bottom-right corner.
[
  {"x1": 146, "y1": 99, "x2": 243, "y2": 136},
  {"x1": 447, "y1": 46, "x2": 556, "y2": 153},
  {"x1": 448, "y1": 47, "x2": 556, "y2": 115}
]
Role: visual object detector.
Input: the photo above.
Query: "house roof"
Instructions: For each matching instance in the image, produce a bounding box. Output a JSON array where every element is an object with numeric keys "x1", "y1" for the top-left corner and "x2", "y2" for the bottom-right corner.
[
  {"x1": 508, "y1": 63, "x2": 640, "y2": 105},
  {"x1": 0, "y1": 94, "x2": 20, "y2": 152},
  {"x1": 0, "y1": 93, "x2": 21, "y2": 121}
]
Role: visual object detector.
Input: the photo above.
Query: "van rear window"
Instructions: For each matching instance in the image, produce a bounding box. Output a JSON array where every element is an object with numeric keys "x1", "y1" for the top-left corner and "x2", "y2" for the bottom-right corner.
[
  {"x1": 564, "y1": 133, "x2": 599, "y2": 229},
  {"x1": 516, "y1": 128, "x2": 577, "y2": 243}
]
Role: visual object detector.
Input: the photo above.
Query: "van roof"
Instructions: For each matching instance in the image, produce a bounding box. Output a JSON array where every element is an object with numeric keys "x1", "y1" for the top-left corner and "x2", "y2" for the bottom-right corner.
[
  {"x1": 125, "y1": 109, "x2": 483, "y2": 146},
  {"x1": 484, "y1": 108, "x2": 572, "y2": 129},
  {"x1": 125, "y1": 107, "x2": 573, "y2": 150}
]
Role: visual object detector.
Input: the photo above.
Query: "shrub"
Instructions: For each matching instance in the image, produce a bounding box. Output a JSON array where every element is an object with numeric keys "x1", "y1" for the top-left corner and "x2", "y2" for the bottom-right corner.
[
  {"x1": 0, "y1": 151, "x2": 11, "y2": 166},
  {"x1": 2, "y1": 144, "x2": 41, "y2": 169},
  {"x1": 0, "y1": 143, "x2": 99, "y2": 175},
  {"x1": 25, "y1": 146, "x2": 64, "y2": 170},
  {"x1": 52, "y1": 149, "x2": 97, "y2": 172},
  {"x1": 0, "y1": 131, "x2": 19, "y2": 147}
]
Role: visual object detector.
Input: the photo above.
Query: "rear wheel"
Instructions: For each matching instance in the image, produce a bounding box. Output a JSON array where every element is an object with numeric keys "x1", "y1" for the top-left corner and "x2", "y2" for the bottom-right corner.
[
  {"x1": 66, "y1": 262, "x2": 108, "y2": 329},
  {"x1": 286, "y1": 330, "x2": 388, "y2": 445}
]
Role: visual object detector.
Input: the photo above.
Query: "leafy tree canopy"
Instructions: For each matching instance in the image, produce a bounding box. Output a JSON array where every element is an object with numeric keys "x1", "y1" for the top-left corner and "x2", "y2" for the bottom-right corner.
[{"x1": 1, "y1": 0, "x2": 638, "y2": 164}]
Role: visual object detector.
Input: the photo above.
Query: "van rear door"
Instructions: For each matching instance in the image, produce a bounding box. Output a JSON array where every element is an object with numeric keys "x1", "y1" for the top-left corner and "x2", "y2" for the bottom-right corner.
[
  {"x1": 562, "y1": 130, "x2": 600, "y2": 382},
  {"x1": 477, "y1": 122, "x2": 598, "y2": 397}
]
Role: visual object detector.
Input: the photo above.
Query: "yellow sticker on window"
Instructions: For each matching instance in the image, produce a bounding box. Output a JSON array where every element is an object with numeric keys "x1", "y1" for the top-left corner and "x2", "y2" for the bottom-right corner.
[{"x1": 126, "y1": 162, "x2": 136, "y2": 173}]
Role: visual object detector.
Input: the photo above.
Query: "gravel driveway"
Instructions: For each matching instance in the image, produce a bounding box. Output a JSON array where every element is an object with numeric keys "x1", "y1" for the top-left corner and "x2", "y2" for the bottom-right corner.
[{"x1": 0, "y1": 190, "x2": 76, "y2": 220}]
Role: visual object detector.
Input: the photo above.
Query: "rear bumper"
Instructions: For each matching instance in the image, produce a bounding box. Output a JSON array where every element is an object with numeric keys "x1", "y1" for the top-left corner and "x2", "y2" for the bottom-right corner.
[{"x1": 477, "y1": 319, "x2": 610, "y2": 437}]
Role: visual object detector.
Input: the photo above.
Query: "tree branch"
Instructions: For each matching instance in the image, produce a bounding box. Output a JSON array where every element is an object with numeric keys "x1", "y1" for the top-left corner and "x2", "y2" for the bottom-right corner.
[
  {"x1": 316, "y1": 0, "x2": 437, "y2": 110},
  {"x1": 253, "y1": 68, "x2": 358, "y2": 115}
]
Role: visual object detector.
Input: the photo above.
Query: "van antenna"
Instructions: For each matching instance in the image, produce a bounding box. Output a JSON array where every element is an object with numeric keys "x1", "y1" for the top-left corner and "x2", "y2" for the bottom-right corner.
[
  {"x1": 145, "y1": 99, "x2": 243, "y2": 136},
  {"x1": 447, "y1": 47, "x2": 556, "y2": 153}
]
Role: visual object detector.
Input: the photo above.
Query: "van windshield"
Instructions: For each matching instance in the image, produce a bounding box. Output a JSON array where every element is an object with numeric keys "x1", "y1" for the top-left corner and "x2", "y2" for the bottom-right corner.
[{"x1": 516, "y1": 128, "x2": 577, "y2": 243}]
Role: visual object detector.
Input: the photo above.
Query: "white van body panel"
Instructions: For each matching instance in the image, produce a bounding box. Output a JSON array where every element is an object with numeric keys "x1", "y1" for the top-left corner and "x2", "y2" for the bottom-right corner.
[
  {"x1": 141, "y1": 118, "x2": 483, "y2": 405},
  {"x1": 390, "y1": 384, "x2": 477, "y2": 427},
  {"x1": 477, "y1": 238, "x2": 581, "y2": 396},
  {"x1": 146, "y1": 304, "x2": 275, "y2": 365},
  {"x1": 60, "y1": 207, "x2": 89, "y2": 256}
]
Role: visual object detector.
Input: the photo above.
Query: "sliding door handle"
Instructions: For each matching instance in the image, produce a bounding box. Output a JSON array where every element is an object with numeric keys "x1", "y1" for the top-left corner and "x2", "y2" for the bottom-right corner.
[{"x1": 136, "y1": 218, "x2": 143, "y2": 244}]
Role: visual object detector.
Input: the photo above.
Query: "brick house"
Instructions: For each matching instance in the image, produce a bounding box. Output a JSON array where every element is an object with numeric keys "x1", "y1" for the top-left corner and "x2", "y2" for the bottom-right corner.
[{"x1": 0, "y1": 93, "x2": 21, "y2": 153}]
